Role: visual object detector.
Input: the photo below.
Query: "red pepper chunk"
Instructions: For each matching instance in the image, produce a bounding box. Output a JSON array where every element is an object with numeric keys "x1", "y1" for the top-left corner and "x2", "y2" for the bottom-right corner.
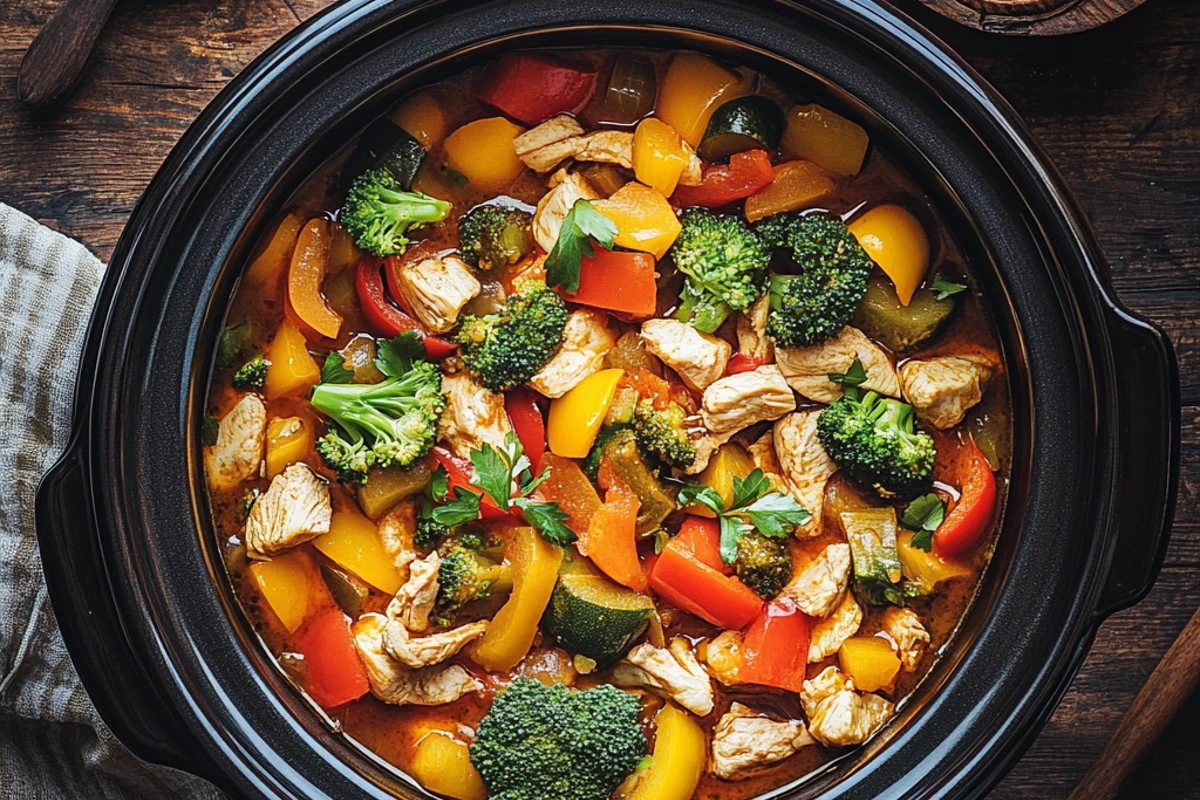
[
  {"x1": 356, "y1": 259, "x2": 420, "y2": 337},
  {"x1": 649, "y1": 534, "x2": 761, "y2": 630},
  {"x1": 740, "y1": 599, "x2": 811, "y2": 693},
  {"x1": 561, "y1": 247, "x2": 657, "y2": 318},
  {"x1": 673, "y1": 516, "x2": 731, "y2": 575},
  {"x1": 505, "y1": 387, "x2": 546, "y2": 473},
  {"x1": 725, "y1": 352, "x2": 765, "y2": 375},
  {"x1": 476, "y1": 53, "x2": 598, "y2": 125},
  {"x1": 671, "y1": 150, "x2": 775, "y2": 208},
  {"x1": 934, "y1": 434, "x2": 998, "y2": 558},
  {"x1": 293, "y1": 608, "x2": 369, "y2": 709},
  {"x1": 382, "y1": 256, "x2": 459, "y2": 360}
]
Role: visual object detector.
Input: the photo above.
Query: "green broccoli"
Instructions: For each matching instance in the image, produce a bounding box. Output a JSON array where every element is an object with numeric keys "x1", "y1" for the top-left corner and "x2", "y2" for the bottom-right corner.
[
  {"x1": 471, "y1": 678, "x2": 647, "y2": 800},
  {"x1": 734, "y1": 531, "x2": 793, "y2": 599},
  {"x1": 669, "y1": 209, "x2": 770, "y2": 333},
  {"x1": 231, "y1": 355, "x2": 270, "y2": 390},
  {"x1": 414, "y1": 517, "x2": 449, "y2": 553},
  {"x1": 340, "y1": 167, "x2": 451, "y2": 256},
  {"x1": 458, "y1": 204, "x2": 534, "y2": 270},
  {"x1": 817, "y1": 387, "x2": 936, "y2": 499},
  {"x1": 434, "y1": 542, "x2": 512, "y2": 626},
  {"x1": 756, "y1": 211, "x2": 872, "y2": 347},
  {"x1": 632, "y1": 398, "x2": 697, "y2": 470},
  {"x1": 456, "y1": 280, "x2": 568, "y2": 392}
]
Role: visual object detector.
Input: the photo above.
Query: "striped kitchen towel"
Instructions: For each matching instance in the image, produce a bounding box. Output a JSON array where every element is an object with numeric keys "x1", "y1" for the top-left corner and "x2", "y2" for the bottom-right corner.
[{"x1": 0, "y1": 203, "x2": 223, "y2": 799}]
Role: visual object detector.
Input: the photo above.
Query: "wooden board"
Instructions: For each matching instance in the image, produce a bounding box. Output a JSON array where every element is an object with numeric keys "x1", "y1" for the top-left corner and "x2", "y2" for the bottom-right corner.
[
  {"x1": 918, "y1": 0, "x2": 1152, "y2": 35},
  {"x1": 0, "y1": 0, "x2": 1198, "y2": 797}
]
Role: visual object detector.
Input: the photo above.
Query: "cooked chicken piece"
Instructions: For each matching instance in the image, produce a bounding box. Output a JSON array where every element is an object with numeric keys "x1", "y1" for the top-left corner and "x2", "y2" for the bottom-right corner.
[
  {"x1": 702, "y1": 631, "x2": 744, "y2": 687},
  {"x1": 528, "y1": 309, "x2": 618, "y2": 398},
  {"x1": 783, "y1": 543, "x2": 851, "y2": 618},
  {"x1": 899, "y1": 354, "x2": 998, "y2": 430},
  {"x1": 352, "y1": 614, "x2": 484, "y2": 706},
  {"x1": 773, "y1": 411, "x2": 837, "y2": 538},
  {"x1": 244, "y1": 463, "x2": 331, "y2": 560},
  {"x1": 383, "y1": 617, "x2": 489, "y2": 669},
  {"x1": 712, "y1": 703, "x2": 815, "y2": 780},
  {"x1": 532, "y1": 171, "x2": 601, "y2": 252},
  {"x1": 640, "y1": 318, "x2": 731, "y2": 394},
  {"x1": 389, "y1": 254, "x2": 481, "y2": 334},
  {"x1": 701, "y1": 366, "x2": 796, "y2": 439},
  {"x1": 205, "y1": 394, "x2": 266, "y2": 490},
  {"x1": 612, "y1": 638, "x2": 714, "y2": 716},
  {"x1": 688, "y1": 434, "x2": 720, "y2": 476},
  {"x1": 745, "y1": 431, "x2": 791, "y2": 496},
  {"x1": 882, "y1": 607, "x2": 932, "y2": 672},
  {"x1": 572, "y1": 131, "x2": 635, "y2": 169},
  {"x1": 808, "y1": 591, "x2": 863, "y2": 662},
  {"x1": 438, "y1": 371, "x2": 513, "y2": 460},
  {"x1": 735, "y1": 295, "x2": 774, "y2": 365},
  {"x1": 514, "y1": 116, "x2": 635, "y2": 173},
  {"x1": 679, "y1": 141, "x2": 703, "y2": 186},
  {"x1": 376, "y1": 500, "x2": 419, "y2": 575},
  {"x1": 775, "y1": 326, "x2": 899, "y2": 403},
  {"x1": 800, "y1": 666, "x2": 894, "y2": 747},
  {"x1": 387, "y1": 552, "x2": 441, "y2": 633}
]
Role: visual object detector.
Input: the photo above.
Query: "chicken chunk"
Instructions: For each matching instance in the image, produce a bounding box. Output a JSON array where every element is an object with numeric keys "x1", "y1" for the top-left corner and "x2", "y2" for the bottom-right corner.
[
  {"x1": 376, "y1": 500, "x2": 419, "y2": 575},
  {"x1": 899, "y1": 354, "x2": 998, "y2": 430},
  {"x1": 735, "y1": 295, "x2": 774, "y2": 365},
  {"x1": 711, "y1": 703, "x2": 815, "y2": 780},
  {"x1": 775, "y1": 326, "x2": 899, "y2": 403},
  {"x1": 701, "y1": 366, "x2": 796, "y2": 439},
  {"x1": 438, "y1": 370, "x2": 513, "y2": 460},
  {"x1": 528, "y1": 309, "x2": 618, "y2": 398},
  {"x1": 514, "y1": 116, "x2": 634, "y2": 173},
  {"x1": 532, "y1": 171, "x2": 600, "y2": 252},
  {"x1": 881, "y1": 607, "x2": 932, "y2": 672},
  {"x1": 612, "y1": 638, "x2": 714, "y2": 716},
  {"x1": 773, "y1": 411, "x2": 838, "y2": 538},
  {"x1": 205, "y1": 394, "x2": 267, "y2": 490},
  {"x1": 808, "y1": 591, "x2": 863, "y2": 662},
  {"x1": 745, "y1": 431, "x2": 791, "y2": 496},
  {"x1": 382, "y1": 617, "x2": 489, "y2": 669},
  {"x1": 800, "y1": 666, "x2": 894, "y2": 747},
  {"x1": 244, "y1": 463, "x2": 331, "y2": 560},
  {"x1": 640, "y1": 318, "x2": 731, "y2": 394},
  {"x1": 352, "y1": 614, "x2": 484, "y2": 706},
  {"x1": 389, "y1": 254, "x2": 481, "y2": 334},
  {"x1": 701, "y1": 631, "x2": 744, "y2": 687},
  {"x1": 387, "y1": 552, "x2": 441, "y2": 633},
  {"x1": 783, "y1": 543, "x2": 851, "y2": 619},
  {"x1": 679, "y1": 141, "x2": 704, "y2": 186}
]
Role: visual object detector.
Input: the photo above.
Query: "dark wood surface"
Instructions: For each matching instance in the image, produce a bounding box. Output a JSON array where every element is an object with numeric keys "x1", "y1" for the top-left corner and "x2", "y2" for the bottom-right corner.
[
  {"x1": 0, "y1": 0, "x2": 1197, "y2": 797},
  {"x1": 918, "y1": 0, "x2": 1150, "y2": 35}
]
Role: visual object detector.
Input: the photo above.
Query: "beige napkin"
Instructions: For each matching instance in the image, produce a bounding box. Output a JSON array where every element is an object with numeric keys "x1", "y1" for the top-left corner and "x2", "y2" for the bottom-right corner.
[{"x1": 0, "y1": 203, "x2": 223, "y2": 799}]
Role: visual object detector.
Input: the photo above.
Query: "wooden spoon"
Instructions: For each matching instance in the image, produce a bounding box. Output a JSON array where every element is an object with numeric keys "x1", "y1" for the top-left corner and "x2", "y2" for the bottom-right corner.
[
  {"x1": 17, "y1": 0, "x2": 120, "y2": 108},
  {"x1": 1069, "y1": 604, "x2": 1200, "y2": 799}
]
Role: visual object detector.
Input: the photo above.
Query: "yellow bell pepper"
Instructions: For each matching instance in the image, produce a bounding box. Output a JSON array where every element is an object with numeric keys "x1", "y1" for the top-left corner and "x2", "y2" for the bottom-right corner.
[
  {"x1": 657, "y1": 53, "x2": 749, "y2": 148},
  {"x1": 390, "y1": 91, "x2": 447, "y2": 150},
  {"x1": 626, "y1": 703, "x2": 705, "y2": 800},
  {"x1": 248, "y1": 551, "x2": 313, "y2": 633},
  {"x1": 633, "y1": 118, "x2": 689, "y2": 197},
  {"x1": 897, "y1": 531, "x2": 972, "y2": 594},
  {"x1": 594, "y1": 183, "x2": 681, "y2": 259},
  {"x1": 409, "y1": 731, "x2": 487, "y2": 800},
  {"x1": 312, "y1": 510, "x2": 404, "y2": 595},
  {"x1": 782, "y1": 103, "x2": 871, "y2": 177},
  {"x1": 443, "y1": 117, "x2": 526, "y2": 191},
  {"x1": 264, "y1": 320, "x2": 321, "y2": 400},
  {"x1": 547, "y1": 368, "x2": 624, "y2": 459},
  {"x1": 848, "y1": 204, "x2": 930, "y2": 306},
  {"x1": 265, "y1": 417, "x2": 311, "y2": 479},
  {"x1": 744, "y1": 160, "x2": 836, "y2": 223},
  {"x1": 689, "y1": 442, "x2": 755, "y2": 518},
  {"x1": 244, "y1": 212, "x2": 303, "y2": 288},
  {"x1": 838, "y1": 636, "x2": 902, "y2": 692},
  {"x1": 471, "y1": 527, "x2": 563, "y2": 671}
]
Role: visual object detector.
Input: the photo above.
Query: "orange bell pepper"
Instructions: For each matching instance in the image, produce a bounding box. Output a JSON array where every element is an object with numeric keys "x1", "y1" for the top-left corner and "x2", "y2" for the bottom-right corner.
[
  {"x1": 740, "y1": 599, "x2": 811, "y2": 692},
  {"x1": 538, "y1": 453, "x2": 603, "y2": 532},
  {"x1": 633, "y1": 117, "x2": 690, "y2": 197},
  {"x1": 561, "y1": 247, "x2": 657, "y2": 318},
  {"x1": 293, "y1": 607, "x2": 370, "y2": 709},
  {"x1": 594, "y1": 183, "x2": 682, "y2": 260},
  {"x1": 671, "y1": 516, "x2": 729, "y2": 574},
  {"x1": 245, "y1": 212, "x2": 304, "y2": 287},
  {"x1": 744, "y1": 160, "x2": 836, "y2": 223},
  {"x1": 649, "y1": 537, "x2": 761, "y2": 630},
  {"x1": 264, "y1": 320, "x2": 320, "y2": 400},
  {"x1": 838, "y1": 636, "x2": 901, "y2": 692},
  {"x1": 586, "y1": 477, "x2": 647, "y2": 591},
  {"x1": 287, "y1": 218, "x2": 343, "y2": 339}
]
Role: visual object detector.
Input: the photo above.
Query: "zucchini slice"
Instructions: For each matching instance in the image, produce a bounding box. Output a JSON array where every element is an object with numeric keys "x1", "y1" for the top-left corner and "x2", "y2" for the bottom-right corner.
[
  {"x1": 851, "y1": 273, "x2": 957, "y2": 353},
  {"x1": 545, "y1": 574, "x2": 654, "y2": 668},
  {"x1": 698, "y1": 96, "x2": 785, "y2": 161},
  {"x1": 345, "y1": 118, "x2": 426, "y2": 190}
]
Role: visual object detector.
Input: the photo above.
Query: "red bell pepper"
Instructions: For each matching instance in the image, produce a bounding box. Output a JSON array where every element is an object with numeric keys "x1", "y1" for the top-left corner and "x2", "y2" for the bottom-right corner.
[
  {"x1": 673, "y1": 516, "x2": 730, "y2": 574},
  {"x1": 505, "y1": 387, "x2": 546, "y2": 472},
  {"x1": 431, "y1": 448, "x2": 511, "y2": 521},
  {"x1": 671, "y1": 150, "x2": 775, "y2": 208},
  {"x1": 293, "y1": 608, "x2": 370, "y2": 709},
  {"x1": 476, "y1": 53, "x2": 598, "y2": 125},
  {"x1": 561, "y1": 248, "x2": 657, "y2": 318},
  {"x1": 356, "y1": 259, "x2": 457, "y2": 360},
  {"x1": 934, "y1": 434, "x2": 998, "y2": 558},
  {"x1": 726, "y1": 352, "x2": 765, "y2": 375},
  {"x1": 740, "y1": 599, "x2": 810, "y2": 692},
  {"x1": 649, "y1": 536, "x2": 761, "y2": 630}
]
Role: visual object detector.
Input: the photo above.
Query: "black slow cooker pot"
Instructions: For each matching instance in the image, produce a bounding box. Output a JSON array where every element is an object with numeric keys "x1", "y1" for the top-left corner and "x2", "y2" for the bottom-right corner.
[{"x1": 35, "y1": 0, "x2": 1179, "y2": 798}]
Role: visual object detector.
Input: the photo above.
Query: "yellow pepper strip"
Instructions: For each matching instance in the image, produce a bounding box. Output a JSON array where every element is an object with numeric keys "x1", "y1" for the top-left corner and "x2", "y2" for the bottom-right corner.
[
  {"x1": 312, "y1": 510, "x2": 404, "y2": 595},
  {"x1": 782, "y1": 103, "x2": 870, "y2": 177},
  {"x1": 657, "y1": 53, "x2": 749, "y2": 148},
  {"x1": 897, "y1": 531, "x2": 972, "y2": 594},
  {"x1": 408, "y1": 731, "x2": 487, "y2": 800},
  {"x1": 547, "y1": 368, "x2": 624, "y2": 459},
  {"x1": 839, "y1": 636, "x2": 902, "y2": 692},
  {"x1": 390, "y1": 91, "x2": 447, "y2": 150},
  {"x1": 265, "y1": 416, "x2": 311, "y2": 479},
  {"x1": 633, "y1": 118, "x2": 689, "y2": 197},
  {"x1": 848, "y1": 204, "x2": 930, "y2": 306},
  {"x1": 594, "y1": 183, "x2": 682, "y2": 259},
  {"x1": 627, "y1": 703, "x2": 705, "y2": 800},
  {"x1": 471, "y1": 527, "x2": 563, "y2": 672},
  {"x1": 244, "y1": 212, "x2": 304, "y2": 288},
  {"x1": 264, "y1": 320, "x2": 321, "y2": 400},
  {"x1": 443, "y1": 117, "x2": 526, "y2": 191},
  {"x1": 248, "y1": 551, "x2": 313, "y2": 633}
]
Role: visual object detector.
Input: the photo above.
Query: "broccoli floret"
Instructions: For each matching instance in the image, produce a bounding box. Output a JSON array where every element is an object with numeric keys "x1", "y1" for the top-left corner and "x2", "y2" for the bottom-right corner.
[
  {"x1": 456, "y1": 281, "x2": 568, "y2": 392},
  {"x1": 458, "y1": 204, "x2": 534, "y2": 270},
  {"x1": 669, "y1": 209, "x2": 770, "y2": 333},
  {"x1": 734, "y1": 531, "x2": 793, "y2": 599},
  {"x1": 471, "y1": 678, "x2": 647, "y2": 800},
  {"x1": 433, "y1": 542, "x2": 512, "y2": 626},
  {"x1": 310, "y1": 360, "x2": 446, "y2": 484},
  {"x1": 414, "y1": 517, "x2": 449, "y2": 553},
  {"x1": 231, "y1": 355, "x2": 269, "y2": 390},
  {"x1": 632, "y1": 398, "x2": 697, "y2": 470},
  {"x1": 340, "y1": 167, "x2": 451, "y2": 256},
  {"x1": 816, "y1": 388, "x2": 936, "y2": 499},
  {"x1": 756, "y1": 211, "x2": 873, "y2": 347}
]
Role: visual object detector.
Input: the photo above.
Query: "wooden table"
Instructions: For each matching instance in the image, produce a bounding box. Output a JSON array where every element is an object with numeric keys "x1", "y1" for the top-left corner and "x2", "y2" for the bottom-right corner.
[{"x1": 1, "y1": 0, "x2": 1196, "y2": 797}]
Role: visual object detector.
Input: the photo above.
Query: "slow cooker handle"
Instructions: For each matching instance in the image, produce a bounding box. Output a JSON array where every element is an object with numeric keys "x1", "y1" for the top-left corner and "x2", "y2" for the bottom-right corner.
[{"x1": 1094, "y1": 308, "x2": 1180, "y2": 619}]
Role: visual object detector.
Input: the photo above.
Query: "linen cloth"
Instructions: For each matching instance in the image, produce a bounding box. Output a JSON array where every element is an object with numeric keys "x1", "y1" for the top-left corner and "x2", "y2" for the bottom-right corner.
[{"x1": 0, "y1": 203, "x2": 223, "y2": 799}]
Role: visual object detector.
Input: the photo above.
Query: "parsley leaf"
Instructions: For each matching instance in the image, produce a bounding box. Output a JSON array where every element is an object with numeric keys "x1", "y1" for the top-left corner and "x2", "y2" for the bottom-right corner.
[
  {"x1": 931, "y1": 274, "x2": 968, "y2": 301},
  {"x1": 432, "y1": 487, "x2": 482, "y2": 527},
  {"x1": 679, "y1": 468, "x2": 810, "y2": 563},
  {"x1": 470, "y1": 439, "x2": 514, "y2": 509},
  {"x1": 375, "y1": 332, "x2": 424, "y2": 377},
  {"x1": 731, "y1": 469, "x2": 772, "y2": 509},
  {"x1": 901, "y1": 492, "x2": 945, "y2": 552},
  {"x1": 428, "y1": 466, "x2": 449, "y2": 502},
  {"x1": 544, "y1": 200, "x2": 617, "y2": 294},
  {"x1": 910, "y1": 529, "x2": 934, "y2": 552},
  {"x1": 743, "y1": 492, "x2": 811, "y2": 539},
  {"x1": 676, "y1": 483, "x2": 725, "y2": 515},
  {"x1": 828, "y1": 357, "x2": 868, "y2": 387},
  {"x1": 320, "y1": 352, "x2": 355, "y2": 384},
  {"x1": 513, "y1": 498, "x2": 577, "y2": 546}
]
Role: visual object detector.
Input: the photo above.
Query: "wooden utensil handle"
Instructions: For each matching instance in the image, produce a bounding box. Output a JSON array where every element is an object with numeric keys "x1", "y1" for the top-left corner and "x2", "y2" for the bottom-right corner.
[
  {"x1": 1069, "y1": 605, "x2": 1200, "y2": 800},
  {"x1": 17, "y1": 0, "x2": 120, "y2": 108}
]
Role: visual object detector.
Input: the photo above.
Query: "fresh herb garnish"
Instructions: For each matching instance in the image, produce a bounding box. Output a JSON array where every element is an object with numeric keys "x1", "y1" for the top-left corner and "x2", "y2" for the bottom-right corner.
[
  {"x1": 828, "y1": 357, "x2": 867, "y2": 387},
  {"x1": 544, "y1": 199, "x2": 617, "y2": 294},
  {"x1": 432, "y1": 486, "x2": 483, "y2": 527},
  {"x1": 216, "y1": 318, "x2": 253, "y2": 368},
  {"x1": 931, "y1": 274, "x2": 968, "y2": 301},
  {"x1": 428, "y1": 466, "x2": 449, "y2": 502},
  {"x1": 901, "y1": 492, "x2": 945, "y2": 552},
  {"x1": 320, "y1": 352, "x2": 355, "y2": 384},
  {"x1": 375, "y1": 332, "x2": 425, "y2": 377},
  {"x1": 678, "y1": 468, "x2": 811, "y2": 563}
]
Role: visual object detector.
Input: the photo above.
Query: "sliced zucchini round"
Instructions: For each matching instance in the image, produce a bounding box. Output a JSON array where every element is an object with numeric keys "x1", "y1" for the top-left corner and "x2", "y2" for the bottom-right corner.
[
  {"x1": 698, "y1": 96, "x2": 785, "y2": 161},
  {"x1": 545, "y1": 574, "x2": 654, "y2": 668}
]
